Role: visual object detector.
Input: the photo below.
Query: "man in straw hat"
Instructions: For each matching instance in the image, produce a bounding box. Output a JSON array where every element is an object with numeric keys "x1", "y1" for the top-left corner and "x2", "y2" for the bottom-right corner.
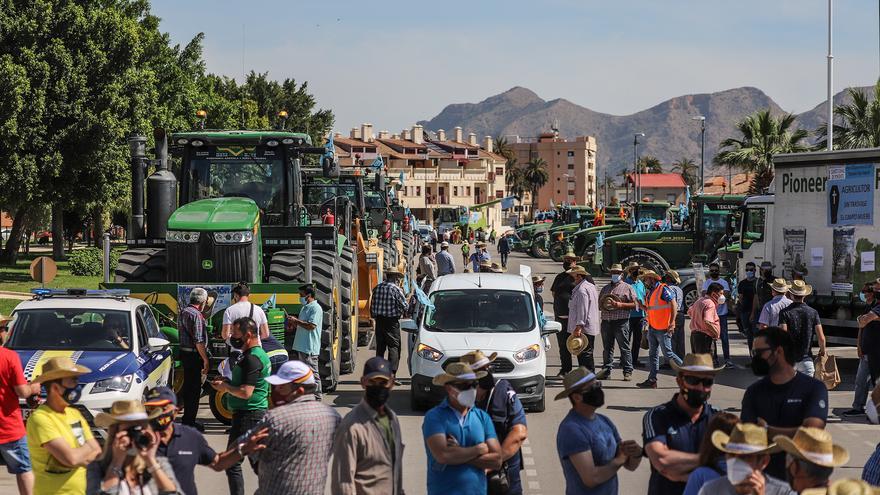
[
  {"x1": 758, "y1": 278, "x2": 793, "y2": 329},
  {"x1": 567, "y1": 265, "x2": 600, "y2": 373},
  {"x1": 638, "y1": 270, "x2": 683, "y2": 389},
  {"x1": 624, "y1": 262, "x2": 648, "y2": 368},
  {"x1": 555, "y1": 367, "x2": 642, "y2": 494},
  {"x1": 497, "y1": 231, "x2": 512, "y2": 269},
  {"x1": 551, "y1": 250, "x2": 582, "y2": 377},
  {"x1": 643, "y1": 353, "x2": 721, "y2": 495},
  {"x1": 86, "y1": 399, "x2": 180, "y2": 494},
  {"x1": 461, "y1": 350, "x2": 528, "y2": 495},
  {"x1": 0, "y1": 324, "x2": 40, "y2": 495},
  {"x1": 779, "y1": 280, "x2": 827, "y2": 376},
  {"x1": 370, "y1": 268, "x2": 409, "y2": 384},
  {"x1": 422, "y1": 362, "x2": 502, "y2": 495},
  {"x1": 697, "y1": 423, "x2": 792, "y2": 495},
  {"x1": 177, "y1": 286, "x2": 210, "y2": 430},
  {"x1": 775, "y1": 427, "x2": 849, "y2": 494},
  {"x1": 470, "y1": 241, "x2": 491, "y2": 272},
  {"x1": 598, "y1": 263, "x2": 639, "y2": 381},
  {"x1": 214, "y1": 360, "x2": 341, "y2": 494},
  {"x1": 741, "y1": 326, "x2": 828, "y2": 481},
  {"x1": 26, "y1": 356, "x2": 100, "y2": 495},
  {"x1": 437, "y1": 240, "x2": 456, "y2": 276},
  {"x1": 533, "y1": 275, "x2": 548, "y2": 329}
]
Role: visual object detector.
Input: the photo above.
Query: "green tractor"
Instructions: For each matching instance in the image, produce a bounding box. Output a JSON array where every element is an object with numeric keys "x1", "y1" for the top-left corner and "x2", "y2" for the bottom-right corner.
[
  {"x1": 106, "y1": 128, "x2": 355, "y2": 423},
  {"x1": 518, "y1": 206, "x2": 594, "y2": 258},
  {"x1": 598, "y1": 195, "x2": 745, "y2": 274}
]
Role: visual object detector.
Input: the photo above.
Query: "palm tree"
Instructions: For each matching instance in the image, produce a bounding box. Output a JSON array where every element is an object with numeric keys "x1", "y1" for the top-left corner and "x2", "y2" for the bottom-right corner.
[
  {"x1": 523, "y1": 157, "x2": 549, "y2": 220},
  {"x1": 505, "y1": 158, "x2": 527, "y2": 222},
  {"x1": 494, "y1": 134, "x2": 515, "y2": 161},
  {"x1": 816, "y1": 81, "x2": 880, "y2": 149},
  {"x1": 715, "y1": 109, "x2": 810, "y2": 194},
  {"x1": 637, "y1": 155, "x2": 663, "y2": 173},
  {"x1": 670, "y1": 157, "x2": 698, "y2": 189}
]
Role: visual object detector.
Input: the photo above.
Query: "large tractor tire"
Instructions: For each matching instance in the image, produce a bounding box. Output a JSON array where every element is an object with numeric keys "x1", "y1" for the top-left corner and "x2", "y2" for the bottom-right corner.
[
  {"x1": 114, "y1": 248, "x2": 167, "y2": 282},
  {"x1": 530, "y1": 234, "x2": 549, "y2": 258},
  {"x1": 268, "y1": 249, "x2": 341, "y2": 392},
  {"x1": 380, "y1": 240, "x2": 399, "y2": 273},
  {"x1": 339, "y1": 245, "x2": 357, "y2": 374},
  {"x1": 619, "y1": 250, "x2": 668, "y2": 276},
  {"x1": 549, "y1": 240, "x2": 567, "y2": 262}
]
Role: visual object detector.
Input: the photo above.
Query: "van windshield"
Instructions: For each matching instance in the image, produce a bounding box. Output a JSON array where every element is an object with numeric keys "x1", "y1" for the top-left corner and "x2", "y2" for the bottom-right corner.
[{"x1": 424, "y1": 289, "x2": 534, "y2": 333}]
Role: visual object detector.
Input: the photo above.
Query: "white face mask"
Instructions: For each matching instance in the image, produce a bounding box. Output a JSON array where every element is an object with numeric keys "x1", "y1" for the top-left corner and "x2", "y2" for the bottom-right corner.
[
  {"x1": 717, "y1": 295, "x2": 726, "y2": 306},
  {"x1": 868, "y1": 399, "x2": 879, "y2": 425},
  {"x1": 726, "y1": 457, "x2": 754, "y2": 485},
  {"x1": 456, "y1": 388, "x2": 477, "y2": 408},
  {"x1": 611, "y1": 274, "x2": 622, "y2": 283}
]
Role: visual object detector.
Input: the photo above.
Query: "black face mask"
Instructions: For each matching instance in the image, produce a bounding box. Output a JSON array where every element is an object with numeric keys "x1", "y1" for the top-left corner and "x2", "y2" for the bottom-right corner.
[
  {"x1": 581, "y1": 387, "x2": 605, "y2": 408},
  {"x1": 681, "y1": 386, "x2": 710, "y2": 409},
  {"x1": 59, "y1": 383, "x2": 83, "y2": 404},
  {"x1": 478, "y1": 372, "x2": 495, "y2": 390},
  {"x1": 364, "y1": 385, "x2": 390, "y2": 409},
  {"x1": 709, "y1": 271, "x2": 720, "y2": 278},
  {"x1": 751, "y1": 354, "x2": 772, "y2": 376},
  {"x1": 150, "y1": 412, "x2": 175, "y2": 431},
  {"x1": 229, "y1": 337, "x2": 245, "y2": 349},
  {"x1": 762, "y1": 270, "x2": 773, "y2": 279}
]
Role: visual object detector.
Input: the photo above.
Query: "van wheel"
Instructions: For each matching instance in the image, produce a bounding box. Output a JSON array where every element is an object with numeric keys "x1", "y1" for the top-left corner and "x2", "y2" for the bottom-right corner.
[
  {"x1": 683, "y1": 284, "x2": 699, "y2": 312},
  {"x1": 529, "y1": 394, "x2": 546, "y2": 413}
]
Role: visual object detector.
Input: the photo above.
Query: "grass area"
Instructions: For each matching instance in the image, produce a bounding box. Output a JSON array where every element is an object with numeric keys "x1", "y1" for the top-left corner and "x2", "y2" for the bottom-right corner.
[
  {"x1": 0, "y1": 253, "x2": 102, "y2": 293},
  {"x1": 0, "y1": 298, "x2": 22, "y2": 316}
]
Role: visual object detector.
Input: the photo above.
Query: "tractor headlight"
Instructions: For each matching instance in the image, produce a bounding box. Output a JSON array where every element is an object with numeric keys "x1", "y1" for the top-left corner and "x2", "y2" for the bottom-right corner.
[
  {"x1": 416, "y1": 343, "x2": 444, "y2": 362},
  {"x1": 92, "y1": 374, "x2": 133, "y2": 394},
  {"x1": 166, "y1": 231, "x2": 201, "y2": 243},
  {"x1": 213, "y1": 231, "x2": 254, "y2": 244},
  {"x1": 514, "y1": 344, "x2": 541, "y2": 363}
]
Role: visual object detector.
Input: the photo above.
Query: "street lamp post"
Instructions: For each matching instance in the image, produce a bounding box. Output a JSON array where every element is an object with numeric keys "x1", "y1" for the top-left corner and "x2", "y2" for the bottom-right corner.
[
  {"x1": 692, "y1": 116, "x2": 706, "y2": 193},
  {"x1": 633, "y1": 133, "x2": 645, "y2": 204}
]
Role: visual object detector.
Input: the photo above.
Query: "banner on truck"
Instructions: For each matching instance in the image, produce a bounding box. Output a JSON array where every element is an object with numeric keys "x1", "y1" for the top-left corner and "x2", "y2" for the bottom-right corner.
[
  {"x1": 178, "y1": 285, "x2": 233, "y2": 319},
  {"x1": 827, "y1": 163, "x2": 874, "y2": 226},
  {"x1": 831, "y1": 228, "x2": 856, "y2": 292},
  {"x1": 782, "y1": 228, "x2": 807, "y2": 279}
]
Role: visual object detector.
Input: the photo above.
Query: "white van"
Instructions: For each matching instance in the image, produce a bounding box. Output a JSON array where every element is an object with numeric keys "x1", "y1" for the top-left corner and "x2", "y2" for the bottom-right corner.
[{"x1": 401, "y1": 267, "x2": 561, "y2": 412}]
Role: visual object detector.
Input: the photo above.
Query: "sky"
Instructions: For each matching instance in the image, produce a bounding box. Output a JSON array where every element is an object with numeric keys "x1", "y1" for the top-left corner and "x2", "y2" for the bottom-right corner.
[{"x1": 151, "y1": 0, "x2": 880, "y2": 134}]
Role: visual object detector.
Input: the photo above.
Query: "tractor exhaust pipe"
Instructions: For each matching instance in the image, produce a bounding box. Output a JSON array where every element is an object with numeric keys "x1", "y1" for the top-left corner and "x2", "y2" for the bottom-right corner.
[
  {"x1": 127, "y1": 135, "x2": 148, "y2": 240},
  {"x1": 146, "y1": 129, "x2": 177, "y2": 240}
]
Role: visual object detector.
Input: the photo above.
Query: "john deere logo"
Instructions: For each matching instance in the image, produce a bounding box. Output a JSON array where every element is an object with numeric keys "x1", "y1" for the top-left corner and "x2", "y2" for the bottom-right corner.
[{"x1": 202, "y1": 259, "x2": 214, "y2": 270}]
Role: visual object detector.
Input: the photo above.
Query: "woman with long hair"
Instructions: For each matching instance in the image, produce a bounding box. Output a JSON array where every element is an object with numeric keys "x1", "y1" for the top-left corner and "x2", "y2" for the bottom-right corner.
[{"x1": 682, "y1": 411, "x2": 740, "y2": 495}]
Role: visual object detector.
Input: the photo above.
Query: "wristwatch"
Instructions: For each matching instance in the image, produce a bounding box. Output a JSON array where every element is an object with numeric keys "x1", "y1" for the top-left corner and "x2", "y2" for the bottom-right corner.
[
  {"x1": 146, "y1": 462, "x2": 162, "y2": 474},
  {"x1": 110, "y1": 465, "x2": 125, "y2": 479},
  {"x1": 236, "y1": 442, "x2": 246, "y2": 457}
]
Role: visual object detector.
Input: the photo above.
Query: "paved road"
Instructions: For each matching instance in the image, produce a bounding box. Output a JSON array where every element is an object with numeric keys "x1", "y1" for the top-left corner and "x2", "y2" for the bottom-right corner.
[{"x1": 2, "y1": 245, "x2": 877, "y2": 494}]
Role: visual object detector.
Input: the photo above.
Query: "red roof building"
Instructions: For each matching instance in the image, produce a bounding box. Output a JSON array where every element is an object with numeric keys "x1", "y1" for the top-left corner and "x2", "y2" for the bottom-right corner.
[{"x1": 625, "y1": 173, "x2": 688, "y2": 203}]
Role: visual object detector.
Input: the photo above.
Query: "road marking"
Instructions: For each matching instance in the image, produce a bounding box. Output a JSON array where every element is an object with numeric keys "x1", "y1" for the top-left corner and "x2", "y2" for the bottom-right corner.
[
  {"x1": 522, "y1": 446, "x2": 532, "y2": 454},
  {"x1": 521, "y1": 438, "x2": 540, "y2": 493},
  {"x1": 526, "y1": 469, "x2": 537, "y2": 477}
]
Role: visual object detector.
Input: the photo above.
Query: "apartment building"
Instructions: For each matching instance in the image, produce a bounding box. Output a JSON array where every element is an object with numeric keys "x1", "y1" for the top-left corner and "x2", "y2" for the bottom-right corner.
[
  {"x1": 334, "y1": 124, "x2": 506, "y2": 231},
  {"x1": 509, "y1": 132, "x2": 598, "y2": 210}
]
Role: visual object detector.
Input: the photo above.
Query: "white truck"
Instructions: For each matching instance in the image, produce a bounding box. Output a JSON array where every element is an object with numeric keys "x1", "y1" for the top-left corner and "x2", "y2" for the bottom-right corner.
[{"x1": 736, "y1": 148, "x2": 880, "y2": 344}]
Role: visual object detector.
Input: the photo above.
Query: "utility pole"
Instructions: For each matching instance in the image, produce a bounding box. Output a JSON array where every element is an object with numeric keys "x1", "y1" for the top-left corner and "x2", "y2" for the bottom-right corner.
[
  {"x1": 633, "y1": 133, "x2": 645, "y2": 205},
  {"x1": 827, "y1": 0, "x2": 834, "y2": 151},
  {"x1": 692, "y1": 116, "x2": 706, "y2": 193}
]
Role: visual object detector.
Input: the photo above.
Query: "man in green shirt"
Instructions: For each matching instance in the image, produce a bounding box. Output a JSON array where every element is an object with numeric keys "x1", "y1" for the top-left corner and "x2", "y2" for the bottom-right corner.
[{"x1": 209, "y1": 316, "x2": 269, "y2": 495}]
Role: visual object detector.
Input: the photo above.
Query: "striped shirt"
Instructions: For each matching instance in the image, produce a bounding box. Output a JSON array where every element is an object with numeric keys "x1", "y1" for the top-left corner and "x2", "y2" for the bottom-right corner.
[
  {"x1": 370, "y1": 282, "x2": 408, "y2": 318},
  {"x1": 240, "y1": 396, "x2": 341, "y2": 495},
  {"x1": 178, "y1": 305, "x2": 207, "y2": 349},
  {"x1": 599, "y1": 281, "x2": 638, "y2": 321}
]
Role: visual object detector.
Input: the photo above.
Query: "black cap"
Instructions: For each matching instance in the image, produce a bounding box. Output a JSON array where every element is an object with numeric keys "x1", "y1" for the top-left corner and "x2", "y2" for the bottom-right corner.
[
  {"x1": 143, "y1": 386, "x2": 177, "y2": 407},
  {"x1": 363, "y1": 356, "x2": 393, "y2": 380}
]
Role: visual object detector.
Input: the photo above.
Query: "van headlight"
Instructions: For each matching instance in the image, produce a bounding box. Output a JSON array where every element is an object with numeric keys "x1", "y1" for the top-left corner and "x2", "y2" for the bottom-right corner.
[
  {"x1": 92, "y1": 374, "x2": 133, "y2": 394},
  {"x1": 166, "y1": 231, "x2": 200, "y2": 243},
  {"x1": 213, "y1": 231, "x2": 254, "y2": 244},
  {"x1": 514, "y1": 344, "x2": 541, "y2": 363},
  {"x1": 417, "y1": 343, "x2": 444, "y2": 362}
]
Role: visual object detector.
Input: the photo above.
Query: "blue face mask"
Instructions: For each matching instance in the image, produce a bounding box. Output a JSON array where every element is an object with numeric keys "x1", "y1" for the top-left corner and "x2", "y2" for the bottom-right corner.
[
  {"x1": 860, "y1": 292, "x2": 867, "y2": 303},
  {"x1": 611, "y1": 274, "x2": 622, "y2": 283},
  {"x1": 535, "y1": 287, "x2": 544, "y2": 294},
  {"x1": 745, "y1": 270, "x2": 755, "y2": 279}
]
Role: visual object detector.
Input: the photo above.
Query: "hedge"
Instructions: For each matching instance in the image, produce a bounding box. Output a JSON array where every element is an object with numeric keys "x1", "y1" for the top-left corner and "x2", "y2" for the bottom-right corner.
[{"x1": 68, "y1": 248, "x2": 122, "y2": 276}]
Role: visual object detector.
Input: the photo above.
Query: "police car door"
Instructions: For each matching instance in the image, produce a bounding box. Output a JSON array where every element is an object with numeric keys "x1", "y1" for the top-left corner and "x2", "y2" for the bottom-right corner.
[{"x1": 136, "y1": 305, "x2": 172, "y2": 388}]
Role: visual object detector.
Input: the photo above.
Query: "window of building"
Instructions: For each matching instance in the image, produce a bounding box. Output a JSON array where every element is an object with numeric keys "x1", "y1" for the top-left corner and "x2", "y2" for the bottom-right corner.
[
  {"x1": 453, "y1": 186, "x2": 458, "y2": 196},
  {"x1": 417, "y1": 186, "x2": 422, "y2": 196},
  {"x1": 557, "y1": 190, "x2": 561, "y2": 194},
  {"x1": 496, "y1": 190, "x2": 503, "y2": 198},
  {"x1": 466, "y1": 186, "x2": 471, "y2": 196},
  {"x1": 666, "y1": 193, "x2": 677, "y2": 203},
  {"x1": 568, "y1": 164, "x2": 574, "y2": 170},
  {"x1": 495, "y1": 167, "x2": 503, "y2": 176},
  {"x1": 567, "y1": 151, "x2": 575, "y2": 157}
]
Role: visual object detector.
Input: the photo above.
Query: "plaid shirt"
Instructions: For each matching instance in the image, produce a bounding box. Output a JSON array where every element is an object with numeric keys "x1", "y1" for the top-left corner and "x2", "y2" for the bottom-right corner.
[
  {"x1": 864, "y1": 443, "x2": 880, "y2": 485},
  {"x1": 239, "y1": 396, "x2": 341, "y2": 495},
  {"x1": 599, "y1": 281, "x2": 638, "y2": 321},
  {"x1": 370, "y1": 281, "x2": 407, "y2": 318},
  {"x1": 178, "y1": 305, "x2": 207, "y2": 349}
]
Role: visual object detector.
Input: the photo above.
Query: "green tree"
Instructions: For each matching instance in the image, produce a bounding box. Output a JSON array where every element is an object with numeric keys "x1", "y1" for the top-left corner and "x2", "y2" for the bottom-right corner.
[
  {"x1": 523, "y1": 158, "x2": 549, "y2": 220},
  {"x1": 504, "y1": 158, "x2": 526, "y2": 222},
  {"x1": 494, "y1": 135, "x2": 515, "y2": 162},
  {"x1": 714, "y1": 109, "x2": 810, "y2": 194},
  {"x1": 816, "y1": 80, "x2": 880, "y2": 150},
  {"x1": 637, "y1": 155, "x2": 663, "y2": 173},
  {"x1": 670, "y1": 157, "x2": 698, "y2": 189}
]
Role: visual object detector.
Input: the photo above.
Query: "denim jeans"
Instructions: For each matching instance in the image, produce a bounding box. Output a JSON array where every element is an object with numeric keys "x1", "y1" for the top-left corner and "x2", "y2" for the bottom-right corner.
[
  {"x1": 629, "y1": 317, "x2": 645, "y2": 364},
  {"x1": 718, "y1": 315, "x2": 730, "y2": 362},
  {"x1": 739, "y1": 310, "x2": 755, "y2": 351},
  {"x1": 601, "y1": 318, "x2": 632, "y2": 374},
  {"x1": 795, "y1": 357, "x2": 815, "y2": 377},
  {"x1": 672, "y1": 312, "x2": 686, "y2": 360},
  {"x1": 854, "y1": 356, "x2": 873, "y2": 410},
  {"x1": 500, "y1": 252, "x2": 509, "y2": 268},
  {"x1": 226, "y1": 409, "x2": 266, "y2": 495},
  {"x1": 648, "y1": 328, "x2": 682, "y2": 381}
]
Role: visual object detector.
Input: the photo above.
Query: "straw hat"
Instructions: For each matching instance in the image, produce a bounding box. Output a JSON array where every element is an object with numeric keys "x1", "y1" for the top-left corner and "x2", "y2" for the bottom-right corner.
[
  {"x1": 711, "y1": 423, "x2": 780, "y2": 455},
  {"x1": 789, "y1": 279, "x2": 813, "y2": 297},
  {"x1": 774, "y1": 427, "x2": 849, "y2": 468},
  {"x1": 822, "y1": 479, "x2": 880, "y2": 495},
  {"x1": 770, "y1": 278, "x2": 790, "y2": 293},
  {"x1": 626, "y1": 261, "x2": 641, "y2": 270},
  {"x1": 600, "y1": 293, "x2": 621, "y2": 312},
  {"x1": 531, "y1": 275, "x2": 545, "y2": 285},
  {"x1": 640, "y1": 270, "x2": 662, "y2": 281},
  {"x1": 489, "y1": 262, "x2": 504, "y2": 273},
  {"x1": 665, "y1": 269, "x2": 681, "y2": 284},
  {"x1": 563, "y1": 250, "x2": 579, "y2": 261},
  {"x1": 32, "y1": 356, "x2": 91, "y2": 384},
  {"x1": 459, "y1": 350, "x2": 498, "y2": 371},
  {"x1": 554, "y1": 367, "x2": 597, "y2": 400},
  {"x1": 608, "y1": 264, "x2": 624, "y2": 273},
  {"x1": 432, "y1": 362, "x2": 486, "y2": 386},
  {"x1": 384, "y1": 267, "x2": 403, "y2": 277},
  {"x1": 566, "y1": 266, "x2": 589, "y2": 277},
  {"x1": 566, "y1": 334, "x2": 590, "y2": 356},
  {"x1": 95, "y1": 400, "x2": 162, "y2": 428},
  {"x1": 671, "y1": 353, "x2": 724, "y2": 374},
  {"x1": 477, "y1": 242, "x2": 487, "y2": 248}
]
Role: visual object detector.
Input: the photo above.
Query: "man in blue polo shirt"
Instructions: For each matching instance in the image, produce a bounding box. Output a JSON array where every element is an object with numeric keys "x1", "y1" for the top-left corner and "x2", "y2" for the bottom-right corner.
[
  {"x1": 642, "y1": 353, "x2": 721, "y2": 495},
  {"x1": 422, "y1": 362, "x2": 502, "y2": 495},
  {"x1": 143, "y1": 387, "x2": 242, "y2": 495}
]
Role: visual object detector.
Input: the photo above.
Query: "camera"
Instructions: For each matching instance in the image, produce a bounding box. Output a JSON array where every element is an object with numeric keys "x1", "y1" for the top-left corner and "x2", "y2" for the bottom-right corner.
[{"x1": 125, "y1": 425, "x2": 152, "y2": 449}]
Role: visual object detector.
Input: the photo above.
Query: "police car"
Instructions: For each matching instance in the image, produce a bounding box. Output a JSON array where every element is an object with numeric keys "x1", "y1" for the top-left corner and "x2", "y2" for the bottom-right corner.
[{"x1": 4, "y1": 289, "x2": 172, "y2": 428}]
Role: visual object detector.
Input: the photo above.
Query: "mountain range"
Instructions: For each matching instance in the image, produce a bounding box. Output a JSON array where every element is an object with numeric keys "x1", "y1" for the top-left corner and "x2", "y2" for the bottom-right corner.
[{"x1": 418, "y1": 85, "x2": 873, "y2": 179}]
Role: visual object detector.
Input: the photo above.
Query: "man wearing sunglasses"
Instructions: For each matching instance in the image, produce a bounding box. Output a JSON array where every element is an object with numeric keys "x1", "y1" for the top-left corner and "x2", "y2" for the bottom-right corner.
[
  {"x1": 740, "y1": 326, "x2": 828, "y2": 481},
  {"x1": 423, "y1": 362, "x2": 502, "y2": 495},
  {"x1": 642, "y1": 353, "x2": 721, "y2": 495}
]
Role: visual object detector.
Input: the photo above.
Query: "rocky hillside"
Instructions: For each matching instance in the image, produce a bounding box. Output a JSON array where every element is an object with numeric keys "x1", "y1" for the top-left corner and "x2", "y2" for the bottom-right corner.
[{"x1": 418, "y1": 85, "x2": 873, "y2": 178}]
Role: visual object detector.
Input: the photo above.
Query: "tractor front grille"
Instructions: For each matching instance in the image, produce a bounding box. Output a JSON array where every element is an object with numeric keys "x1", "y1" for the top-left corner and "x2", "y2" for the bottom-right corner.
[{"x1": 167, "y1": 236, "x2": 255, "y2": 283}]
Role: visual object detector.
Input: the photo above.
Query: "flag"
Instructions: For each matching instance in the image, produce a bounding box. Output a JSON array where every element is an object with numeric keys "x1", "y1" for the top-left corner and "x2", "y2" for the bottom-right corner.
[
  {"x1": 398, "y1": 171, "x2": 405, "y2": 186},
  {"x1": 323, "y1": 132, "x2": 335, "y2": 159},
  {"x1": 501, "y1": 196, "x2": 515, "y2": 210},
  {"x1": 261, "y1": 293, "x2": 277, "y2": 310},
  {"x1": 403, "y1": 274, "x2": 410, "y2": 293},
  {"x1": 370, "y1": 155, "x2": 384, "y2": 170},
  {"x1": 595, "y1": 231, "x2": 605, "y2": 250},
  {"x1": 414, "y1": 285, "x2": 434, "y2": 310}
]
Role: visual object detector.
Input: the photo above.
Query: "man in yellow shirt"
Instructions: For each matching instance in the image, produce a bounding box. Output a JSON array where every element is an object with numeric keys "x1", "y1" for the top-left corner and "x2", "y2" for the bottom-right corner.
[{"x1": 26, "y1": 357, "x2": 101, "y2": 495}]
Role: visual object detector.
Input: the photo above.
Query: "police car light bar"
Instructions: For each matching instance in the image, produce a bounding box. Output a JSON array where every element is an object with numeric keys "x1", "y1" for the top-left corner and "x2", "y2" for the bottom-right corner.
[{"x1": 31, "y1": 288, "x2": 131, "y2": 299}]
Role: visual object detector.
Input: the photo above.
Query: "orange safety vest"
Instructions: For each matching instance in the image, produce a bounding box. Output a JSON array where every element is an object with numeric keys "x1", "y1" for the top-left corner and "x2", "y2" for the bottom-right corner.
[{"x1": 646, "y1": 282, "x2": 674, "y2": 330}]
